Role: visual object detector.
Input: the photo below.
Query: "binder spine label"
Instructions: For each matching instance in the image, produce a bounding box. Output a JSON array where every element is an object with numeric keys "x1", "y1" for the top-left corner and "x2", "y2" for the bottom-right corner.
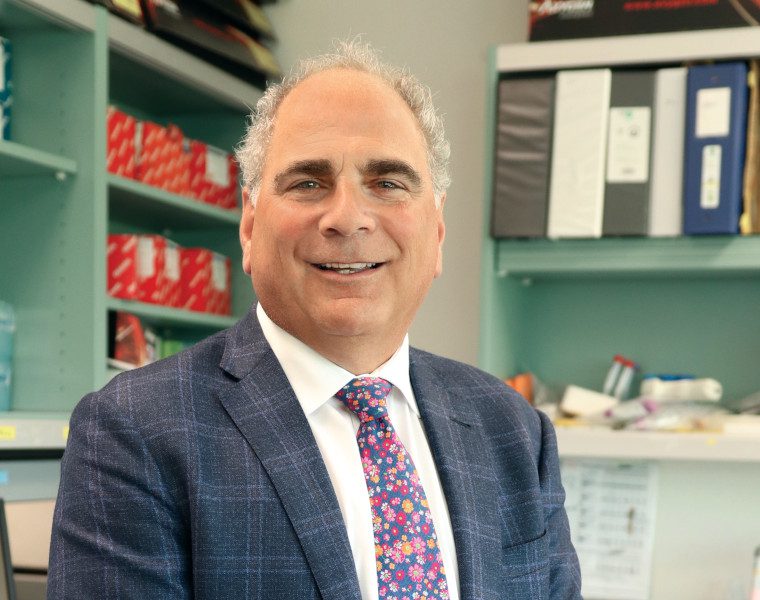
[
  {"x1": 606, "y1": 107, "x2": 651, "y2": 183},
  {"x1": 700, "y1": 144, "x2": 722, "y2": 209},
  {"x1": 696, "y1": 87, "x2": 731, "y2": 138}
]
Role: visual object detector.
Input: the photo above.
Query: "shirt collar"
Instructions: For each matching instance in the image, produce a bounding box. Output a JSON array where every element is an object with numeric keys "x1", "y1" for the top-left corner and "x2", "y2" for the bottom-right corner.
[{"x1": 256, "y1": 303, "x2": 419, "y2": 417}]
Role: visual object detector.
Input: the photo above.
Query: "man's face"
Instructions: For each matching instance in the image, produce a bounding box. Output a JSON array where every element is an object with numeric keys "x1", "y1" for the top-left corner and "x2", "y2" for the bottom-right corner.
[{"x1": 240, "y1": 68, "x2": 445, "y2": 358}]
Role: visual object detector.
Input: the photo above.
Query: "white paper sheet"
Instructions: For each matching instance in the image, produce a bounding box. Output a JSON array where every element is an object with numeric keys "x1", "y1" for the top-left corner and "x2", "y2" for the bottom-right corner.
[{"x1": 562, "y1": 459, "x2": 659, "y2": 600}]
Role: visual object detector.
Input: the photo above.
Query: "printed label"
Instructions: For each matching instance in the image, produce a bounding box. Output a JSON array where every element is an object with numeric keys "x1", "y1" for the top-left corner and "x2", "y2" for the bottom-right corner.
[
  {"x1": 137, "y1": 237, "x2": 156, "y2": 278},
  {"x1": 212, "y1": 255, "x2": 227, "y2": 291},
  {"x1": 606, "y1": 107, "x2": 651, "y2": 183},
  {"x1": 696, "y1": 87, "x2": 731, "y2": 138},
  {"x1": 700, "y1": 144, "x2": 722, "y2": 209},
  {"x1": 0, "y1": 425, "x2": 16, "y2": 441},
  {"x1": 165, "y1": 245, "x2": 180, "y2": 281},
  {"x1": 206, "y1": 147, "x2": 230, "y2": 187}
]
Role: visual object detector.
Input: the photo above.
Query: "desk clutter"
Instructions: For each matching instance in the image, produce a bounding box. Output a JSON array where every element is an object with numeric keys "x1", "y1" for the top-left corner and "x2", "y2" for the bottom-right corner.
[
  {"x1": 506, "y1": 354, "x2": 760, "y2": 435},
  {"x1": 492, "y1": 61, "x2": 760, "y2": 239}
]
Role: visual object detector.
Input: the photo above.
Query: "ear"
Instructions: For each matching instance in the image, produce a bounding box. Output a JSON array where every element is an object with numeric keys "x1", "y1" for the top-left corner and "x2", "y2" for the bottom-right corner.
[
  {"x1": 239, "y1": 187, "x2": 254, "y2": 275},
  {"x1": 434, "y1": 193, "x2": 446, "y2": 278}
]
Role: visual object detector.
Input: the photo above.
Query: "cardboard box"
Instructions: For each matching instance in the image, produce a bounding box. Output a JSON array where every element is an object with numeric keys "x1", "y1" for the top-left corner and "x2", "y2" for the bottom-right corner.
[
  {"x1": 106, "y1": 106, "x2": 137, "y2": 178},
  {"x1": 189, "y1": 140, "x2": 238, "y2": 210},
  {"x1": 528, "y1": 0, "x2": 758, "y2": 41},
  {"x1": 107, "y1": 234, "x2": 166, "y2": 305},
  {"x1": 142, "y1": 0, "x2": 280, "y2": 82},
  {"x1": 180, "y1": 247, "x2": 212, "y2": 313},
  {"x1": 193, "y1": 0, "x2": 277, "y2": 40},
  {"x1": 1, "y1": 36, "x2": 12, "y2": 141}
]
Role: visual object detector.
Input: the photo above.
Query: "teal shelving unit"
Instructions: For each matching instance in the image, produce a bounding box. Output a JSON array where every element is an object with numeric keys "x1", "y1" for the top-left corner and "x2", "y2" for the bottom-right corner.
[
  {"x1": 480, "y1": 36, "x2": 760, "y2": 408},
  {"x1": 1, "y1": 0, "x2": 260, "y2": 415}
]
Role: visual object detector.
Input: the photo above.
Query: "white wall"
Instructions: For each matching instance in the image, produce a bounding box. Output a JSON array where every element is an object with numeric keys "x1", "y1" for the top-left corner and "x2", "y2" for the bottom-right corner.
[{"x1": 263, "y1": 0, "x2": 528, "y2": 366}]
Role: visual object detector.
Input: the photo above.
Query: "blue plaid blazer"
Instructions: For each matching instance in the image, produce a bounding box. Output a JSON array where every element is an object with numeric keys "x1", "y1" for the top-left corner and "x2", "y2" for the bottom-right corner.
[{"x1": 48, "y1": 307, "x2": 581, "y2": 599}]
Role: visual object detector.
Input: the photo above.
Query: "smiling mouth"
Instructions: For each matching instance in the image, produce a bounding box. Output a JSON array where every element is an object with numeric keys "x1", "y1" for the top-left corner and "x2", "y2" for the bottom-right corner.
[{"x1": 313, "y1": 262, "x2": 382, "y2": 274}]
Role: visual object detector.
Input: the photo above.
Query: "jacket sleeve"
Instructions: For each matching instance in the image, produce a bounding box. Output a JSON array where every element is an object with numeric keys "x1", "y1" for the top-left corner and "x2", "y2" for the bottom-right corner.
[
  {"x1": 536, "y1": 408, "x2": 583, "y2": 599},
  {"x1": 47, "y1": 388, "x2": 191, "y2": 599}
]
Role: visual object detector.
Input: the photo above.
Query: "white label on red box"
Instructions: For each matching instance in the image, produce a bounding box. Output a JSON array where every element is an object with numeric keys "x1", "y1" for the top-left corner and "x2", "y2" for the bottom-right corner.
[
  {"x1": 165, "y1": 245, "x2": 180, "y2": 281},
  {"x1": 206, "y1": 146, "x2": 230, "y2": 187},
  {"x1": 212, "y1": 254, "x2": 227, "y2": 291},
  {"x1": 137, "y1": 237, "x2": 156, "y2": 278}
]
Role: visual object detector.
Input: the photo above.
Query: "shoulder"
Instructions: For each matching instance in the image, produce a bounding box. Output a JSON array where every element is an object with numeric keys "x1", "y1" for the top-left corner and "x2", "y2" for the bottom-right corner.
[
  {"x1": 77, "y1": 329, "x2": 230, "y2": 424},
  {"x1": 410, "y1": 348, "x2": 532, "y2": 413}
]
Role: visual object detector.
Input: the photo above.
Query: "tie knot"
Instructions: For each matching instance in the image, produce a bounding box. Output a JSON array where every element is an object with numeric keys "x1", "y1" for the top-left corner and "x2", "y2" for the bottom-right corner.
[{"x1": 335, "y1": 377, "x2": 392, "y2": 422}]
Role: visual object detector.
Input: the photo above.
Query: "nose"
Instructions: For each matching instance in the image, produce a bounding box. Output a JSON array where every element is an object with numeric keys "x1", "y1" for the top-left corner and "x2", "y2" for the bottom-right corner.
[{"x1": 318, "y1": 180, "x2": 376, "y2": 237}]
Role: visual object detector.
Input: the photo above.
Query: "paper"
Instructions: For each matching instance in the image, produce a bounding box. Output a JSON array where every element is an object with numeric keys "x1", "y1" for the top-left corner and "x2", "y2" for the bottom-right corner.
[
  {"x1": 137, "y1": 237, "x2": 156, "y2": 278},
  {"x1": 206, "y1": 146, "x2": 230, "y2": 187},
  {"x1": 696, "y1": 87, "x2": 731, "y2": 138},
  {"x1": 606, "y1": 107, "x2": 651, "y2": 183},
  {"x1": 563, "y1": 459, "x2": 658, "y2": 600},
  {"x1": 700, "y1": 144, "x2": 722, "y2": 209}
]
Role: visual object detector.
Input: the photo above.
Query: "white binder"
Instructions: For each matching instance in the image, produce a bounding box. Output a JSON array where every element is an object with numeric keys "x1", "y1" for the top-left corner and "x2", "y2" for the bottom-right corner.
[
  {"x1": 648, "y1": 67, "x2": 687, "y2": 237},
  {"x1": 547, "y1": 69, "x2": 611, "y2": 239}
]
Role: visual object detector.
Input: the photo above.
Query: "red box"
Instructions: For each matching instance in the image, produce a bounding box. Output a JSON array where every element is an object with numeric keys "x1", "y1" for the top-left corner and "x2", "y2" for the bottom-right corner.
[
  {"x1": 135, "y1": 121, "x2": 191, "y2": 195},
  {"x1": 107, "y1": 234, "x2": 166, "y2": 305},
  {"x1": 189, "y1": 140, "x2": 239, "y2": 210},
  {"x1": 209, "y1": 252, "x2": 231, "y2": 315},
  {"x1": 180, "y1": 248, "x2": 212, "y2": 312},
  {"x1": 106, "y1": 106, "x2": 136, "y2": 179}
]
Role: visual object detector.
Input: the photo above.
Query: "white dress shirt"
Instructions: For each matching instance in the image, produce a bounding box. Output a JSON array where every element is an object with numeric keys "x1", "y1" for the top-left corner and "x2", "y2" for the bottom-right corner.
[{"x1": 257, "y1": 303, "x2": 460, "y2": 600}]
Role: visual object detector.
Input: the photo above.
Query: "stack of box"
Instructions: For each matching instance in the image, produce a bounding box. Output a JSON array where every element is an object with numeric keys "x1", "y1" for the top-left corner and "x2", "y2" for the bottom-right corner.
[
  {"x1": 105, "y1": 107, "x2": 238, "y2": 211},
  {"x1": 107, "y1": 234, "x2": 231, "y2": 315},
  {"x1": 1, "y1": 37, "x2": 12, "y2": 141}
]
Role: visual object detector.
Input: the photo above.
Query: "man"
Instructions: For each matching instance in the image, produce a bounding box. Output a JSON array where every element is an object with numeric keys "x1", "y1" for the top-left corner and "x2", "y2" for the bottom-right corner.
[{"x1": 48, "y1": 42, "x2": 581, "y2": 599}]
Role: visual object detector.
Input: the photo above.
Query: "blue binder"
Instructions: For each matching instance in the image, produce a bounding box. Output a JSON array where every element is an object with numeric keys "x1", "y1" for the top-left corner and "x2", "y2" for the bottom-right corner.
[{"x1": 683, "y1": 62, "x2": 748, "y2": 235}]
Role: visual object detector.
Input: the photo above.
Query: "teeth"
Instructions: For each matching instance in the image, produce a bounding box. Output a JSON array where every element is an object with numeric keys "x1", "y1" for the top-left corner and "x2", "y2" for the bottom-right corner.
[{"x1": 317, "y1": 262, "x2": 378, "y2": 274}]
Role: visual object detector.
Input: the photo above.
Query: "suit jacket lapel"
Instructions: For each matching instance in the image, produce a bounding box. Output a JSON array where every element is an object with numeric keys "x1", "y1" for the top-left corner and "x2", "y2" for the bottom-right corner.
[
  {"x1": 410, "y1": 351, "x2": 501, "y2": 600},
  {"x1": 218, "y1": 309, "x2": 362, "y2": 600}
]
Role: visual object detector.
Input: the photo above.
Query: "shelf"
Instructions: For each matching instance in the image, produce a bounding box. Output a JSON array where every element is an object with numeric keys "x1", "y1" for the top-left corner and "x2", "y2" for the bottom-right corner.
[
  {"x1": 495, "y1": 236, "x2": 760, "y2": 279},
  {"x1": 107, "y1": 297, "x2": 237, "y2": 330},
  {"x1": 556, "y1": 426, "x2": 760, "y2": 463},
  {"x1": 107, "y1": 13, "x2": 262, "y2": 113},
  {"x1": 0, "y1": 412, "x2": 70, "y2": 450},
  {"x1": 0, "y1": 140, "x2": 77, "y2": 178},
  {"x1": 108, "y1": 175, "x2": 240, "y2": 229},
  {"x1": 0, "y1": 0, "x2": 94, "y2": 32},
  {"x1": 497, "y1": 26, "x2": 760, "y2": 73}
]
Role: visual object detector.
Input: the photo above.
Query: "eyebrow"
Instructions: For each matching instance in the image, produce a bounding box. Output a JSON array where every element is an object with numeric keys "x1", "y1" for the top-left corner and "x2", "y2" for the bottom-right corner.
[
  {"x1": 361, "y1": 159, "x2": 422, "y2": 189},
  {"x1": 272, "y1": 157, "x2": 423, "y2": 192},
  {"x1": 273, "y1": 159, "x2": 333, "y2": 192}
]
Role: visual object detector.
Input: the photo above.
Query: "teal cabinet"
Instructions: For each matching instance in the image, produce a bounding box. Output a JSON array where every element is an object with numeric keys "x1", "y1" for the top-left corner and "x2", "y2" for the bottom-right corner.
[{"x1": 0, "y1": 0, "x2": 259, "y2": 414}]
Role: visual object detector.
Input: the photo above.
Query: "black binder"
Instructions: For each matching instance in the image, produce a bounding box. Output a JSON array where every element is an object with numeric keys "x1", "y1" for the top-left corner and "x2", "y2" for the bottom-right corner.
[{"x1": 491, "y1": 75, "x2": 555, "y2": 238}]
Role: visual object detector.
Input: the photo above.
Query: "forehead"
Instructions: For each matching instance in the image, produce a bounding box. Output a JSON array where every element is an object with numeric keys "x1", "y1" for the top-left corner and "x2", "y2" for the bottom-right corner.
[{"x1": 265, "y1": 68, "x2": 428, "y2": 171}]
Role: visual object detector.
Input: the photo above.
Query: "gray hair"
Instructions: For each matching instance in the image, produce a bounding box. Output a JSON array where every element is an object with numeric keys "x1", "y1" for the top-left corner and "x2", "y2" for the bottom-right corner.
[{"x1": 235, "y1": 40, "x2": 451, "y2": 206}]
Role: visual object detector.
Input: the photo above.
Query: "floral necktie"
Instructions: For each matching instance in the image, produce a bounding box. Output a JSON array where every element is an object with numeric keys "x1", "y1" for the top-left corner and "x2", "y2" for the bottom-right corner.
[{"x1": 335, "y1": 377, "x2": 450, "y2": 600}]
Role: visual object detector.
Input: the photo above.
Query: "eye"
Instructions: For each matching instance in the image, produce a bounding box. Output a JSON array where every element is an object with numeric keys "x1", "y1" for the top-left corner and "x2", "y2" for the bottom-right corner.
[
  {"x1": 377, "y1": 180, "x2": 403, "y2": 190},
  {"x1": 293, "y1": 180, "x2": 320, "y2": 190}
]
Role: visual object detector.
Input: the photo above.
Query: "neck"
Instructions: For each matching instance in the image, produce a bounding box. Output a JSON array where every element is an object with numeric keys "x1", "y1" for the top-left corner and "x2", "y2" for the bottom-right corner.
[{"x1": 300, "y1": 331, "x2": 403, "y2": 375}]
